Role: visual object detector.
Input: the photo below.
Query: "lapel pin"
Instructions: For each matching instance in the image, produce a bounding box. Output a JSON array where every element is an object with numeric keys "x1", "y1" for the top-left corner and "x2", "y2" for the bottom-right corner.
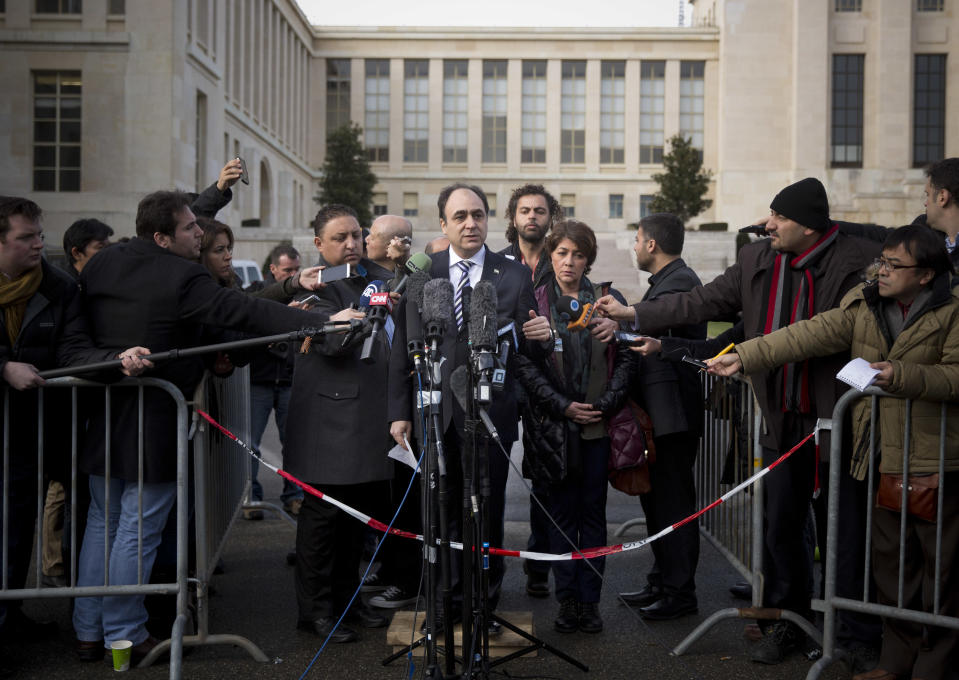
[{"x1": 493, "y1": 268, "x2": 500, "y2": 275}]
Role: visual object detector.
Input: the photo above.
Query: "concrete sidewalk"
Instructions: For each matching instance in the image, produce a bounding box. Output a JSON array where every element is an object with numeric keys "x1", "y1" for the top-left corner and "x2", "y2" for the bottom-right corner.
[{"x1": 7, "y1": 425, "x2": 849, "y2": 680}]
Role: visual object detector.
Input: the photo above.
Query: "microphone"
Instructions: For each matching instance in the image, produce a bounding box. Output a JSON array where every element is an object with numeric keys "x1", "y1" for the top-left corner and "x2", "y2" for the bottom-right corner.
[
  {"x1": 555, "y1": 295, "x2": 597, "y2": 331},
  {"x1": 450, "y1": 364, "x2": 501, "y2": 444},
  {"x1": 360, "y1": 279, "x2": 392, "y2": 364},
  {"x1": 422, "y1": 278, "x2": 454, "y2": 353},
  {"x1": 468, "y1": 281, "x2": 498, "y2": 405},
  {"x1": 391, "y1": 251, "x2": 432, "y2": 294},
  {"x1": 405, "y1": 269, "x2": 431, "y2": 367}
]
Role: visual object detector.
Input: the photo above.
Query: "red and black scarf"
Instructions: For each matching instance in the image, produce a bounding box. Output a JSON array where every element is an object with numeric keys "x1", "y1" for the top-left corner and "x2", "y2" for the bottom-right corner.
[{"x1": 763, "y1": 224, "x2": 839, "y2": 413}]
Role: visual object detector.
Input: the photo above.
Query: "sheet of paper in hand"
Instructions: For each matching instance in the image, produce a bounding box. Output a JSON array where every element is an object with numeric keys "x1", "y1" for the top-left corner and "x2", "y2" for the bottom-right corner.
[{"x1": 837, "y1": 357, "x2": 880, "y2": 392}]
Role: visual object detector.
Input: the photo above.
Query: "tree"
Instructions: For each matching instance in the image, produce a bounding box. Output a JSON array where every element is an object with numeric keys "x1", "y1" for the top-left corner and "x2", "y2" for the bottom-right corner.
[
  {"x1": 649, "y1": 134, "x2": 713, "y2": 225},
  {"x1": 315, "y1": 123, "x2": 377, "y2": 226}
]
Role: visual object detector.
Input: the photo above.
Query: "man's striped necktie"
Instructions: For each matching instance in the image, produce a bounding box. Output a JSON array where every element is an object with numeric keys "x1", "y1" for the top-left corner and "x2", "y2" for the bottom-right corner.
[{"x1": 453, "y1": 260, "x2": 473, "y2": 330}]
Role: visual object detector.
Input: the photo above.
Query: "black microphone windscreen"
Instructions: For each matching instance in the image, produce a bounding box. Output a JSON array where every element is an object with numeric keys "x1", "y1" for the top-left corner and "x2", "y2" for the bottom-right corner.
[
  {"x1": 450, "y1": 364, "x2": 469, "y2": 411},
  {"x1": 406, "y1": 270, "x2": 431, "y2": 312},
  {"x1": 469, "y1": 281, "x2": 498, "y2": 348},
  {"x1": 422, "y1": 278, "x2": 454, "y2": 326},
  {"x1": 555, "y1": 295, "x2": 580, "y2": 322}
]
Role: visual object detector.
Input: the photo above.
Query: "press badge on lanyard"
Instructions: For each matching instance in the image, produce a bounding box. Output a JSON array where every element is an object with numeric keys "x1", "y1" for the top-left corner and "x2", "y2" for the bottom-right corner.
[{"x1": 554, "y1": 334, "x2": 563, "y2": 353}]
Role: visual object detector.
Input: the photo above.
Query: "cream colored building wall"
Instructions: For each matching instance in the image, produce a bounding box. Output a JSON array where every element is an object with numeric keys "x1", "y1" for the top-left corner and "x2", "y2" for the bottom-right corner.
[
  {"x1": 713, "y1": 0, "x2": 958, "y2": 230},
  {"x1": 312, "y1": 27, "x2": 720, "y2": 233},
  {"x1": 0, "y1": 0, "x2": 315, "y2": 265}
]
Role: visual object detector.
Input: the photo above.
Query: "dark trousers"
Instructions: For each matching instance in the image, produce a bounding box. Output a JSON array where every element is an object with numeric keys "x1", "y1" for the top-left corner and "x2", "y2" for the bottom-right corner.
[
  {"x1": 872, "y1": 472, "x2": 959, "y2": 680},
  {"x1": 294, "y1": 480, "x2": 390, "y2": 621},
  {"x1": 762, "y1": 438, "x2": 817, "y2": 614},
  {"x1": 639, "y1": 431, "x2": 700, "y2": 600},
  {"x1": 377, "y1": 462, "x2": 423, "y2": 592},
  {"x1": 548, "y1": 436, "x2": 609, "y2": 604},
  {"x1": 439, "y1": 428, "x2": 511, "y2": 614},
  {"x1": 525, "y1": 479, "x2": 551, "y2": 577},
  {"x1": 0, "y1": 458, "x2": 38, "y2": 626}
]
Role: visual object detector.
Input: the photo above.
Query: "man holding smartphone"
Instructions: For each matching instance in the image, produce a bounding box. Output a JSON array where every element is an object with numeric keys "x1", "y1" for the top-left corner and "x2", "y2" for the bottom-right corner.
[
  {"x1": 365, "y1": 215, "x2": 413, "y2": 282},
  {"x1": 284, "y1": 204, "x2": 399, "y2": 642}
]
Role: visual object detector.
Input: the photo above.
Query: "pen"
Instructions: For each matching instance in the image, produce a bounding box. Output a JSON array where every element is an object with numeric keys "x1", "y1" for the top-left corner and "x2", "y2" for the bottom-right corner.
[{"x1": 708, "y1": 342, "x2": 736, "y2": 362}]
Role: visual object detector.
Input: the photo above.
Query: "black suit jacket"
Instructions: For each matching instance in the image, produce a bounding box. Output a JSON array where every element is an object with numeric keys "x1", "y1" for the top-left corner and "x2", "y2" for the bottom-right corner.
[
  {"x1": 633, "y1": 258, "x2": 706, "y2": 438},
  {"x1": 387, "y1": 246, "x2": 537, "y2": 444},
  {"x1": 58, "y1": 237, "x2": 324, "y2": 483},
  {"x1": 284, "y1": 258, "x2": 396, "y2": 485}
]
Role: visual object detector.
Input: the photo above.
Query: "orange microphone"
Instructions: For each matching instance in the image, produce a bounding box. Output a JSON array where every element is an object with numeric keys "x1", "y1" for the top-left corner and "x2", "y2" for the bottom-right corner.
[{"x1": 556, "y1": 295, "x2": 597, "y2": 331}]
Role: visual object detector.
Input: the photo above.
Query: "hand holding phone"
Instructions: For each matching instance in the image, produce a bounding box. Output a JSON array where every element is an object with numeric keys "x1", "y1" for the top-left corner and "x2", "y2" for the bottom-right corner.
[{"x1": 237, "y1": 157, "x2": 250, "y2": 185}]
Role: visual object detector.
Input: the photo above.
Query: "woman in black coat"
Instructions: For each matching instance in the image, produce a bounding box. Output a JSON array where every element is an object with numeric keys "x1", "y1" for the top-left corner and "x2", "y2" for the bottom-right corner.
[{"x1": 515, "y1": 219, "x2": 633, "y2": 635}]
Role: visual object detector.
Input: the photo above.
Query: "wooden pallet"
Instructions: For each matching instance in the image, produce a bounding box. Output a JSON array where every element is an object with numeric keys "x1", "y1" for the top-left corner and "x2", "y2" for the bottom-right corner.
[{"x1": 386, "y1": 611, "x2": 536, "y2": 658}]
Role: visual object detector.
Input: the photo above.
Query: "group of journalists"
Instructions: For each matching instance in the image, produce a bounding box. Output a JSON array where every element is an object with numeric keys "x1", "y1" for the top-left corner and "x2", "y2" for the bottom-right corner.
[{"x1": 1, "y1": 156, "x2": 958, "y2": 680}]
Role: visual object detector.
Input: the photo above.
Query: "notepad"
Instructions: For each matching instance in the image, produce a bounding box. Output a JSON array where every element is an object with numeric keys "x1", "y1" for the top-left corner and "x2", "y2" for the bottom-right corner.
[{"x1": 837, "y1": 357, "x2": 880, "y2": 392}]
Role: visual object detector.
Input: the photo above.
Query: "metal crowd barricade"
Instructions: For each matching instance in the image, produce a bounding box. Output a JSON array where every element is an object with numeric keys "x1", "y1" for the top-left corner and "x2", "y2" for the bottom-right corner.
[
  {"x1": 807, "y1": 388, "x2": 959, "y2": 679},
  {"x1": 186, "y1": 365, "x2": 270, "y2": 662},
  {"x1": 0, "y1": 377, "x2": 189, "y2": 679}
]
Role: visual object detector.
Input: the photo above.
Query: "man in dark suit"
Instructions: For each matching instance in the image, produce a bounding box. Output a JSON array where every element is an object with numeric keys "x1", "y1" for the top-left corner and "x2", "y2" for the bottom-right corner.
[
  {"x1": 59, "y1": 190, "x2": 332, "y2": 663},
  {"x1": 284, "y1": 204, "x2": 394, "y2": 643},
  {"x1": 617, "y1": 213, "x2": 706, "y2": 620},
  {"x1": 388, "y1": 183, "x2": 550, "y2": 624}
]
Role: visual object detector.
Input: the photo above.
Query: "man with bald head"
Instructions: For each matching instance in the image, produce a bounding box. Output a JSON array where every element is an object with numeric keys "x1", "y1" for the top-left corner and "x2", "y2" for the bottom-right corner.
[{"x1": 366, "y1": 215, "x2": 412, "y2": 277}]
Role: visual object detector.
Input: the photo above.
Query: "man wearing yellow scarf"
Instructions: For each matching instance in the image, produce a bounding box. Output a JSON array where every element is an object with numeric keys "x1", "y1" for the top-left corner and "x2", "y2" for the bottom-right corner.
[{"x1": 0, "y1": 197, "x2": 79, "y2": 667}]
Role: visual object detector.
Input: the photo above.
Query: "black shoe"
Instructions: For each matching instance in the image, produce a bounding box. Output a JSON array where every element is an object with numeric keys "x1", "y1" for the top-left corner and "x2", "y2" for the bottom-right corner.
[
  {"x1": 74, "y1": 638, "x2": 105, "y2": 662},
  {"x1": 751, "y1": 620, "x2": 802, "y2": 664},
  {"x1": 361, "y1": 562, "x2": 387, "y2": 593},
  {"x1": 729, "y1": 580, "x2": 752, "y2": 600},
  {"x1": 369, "y1": 586, "x2": 422, "y2": 609},
  {"x1": 523, "y1": 562, "x2": 550, "y2": 598},
  {"x1": 578, "y1": 602, "x2": 603, "y2": 633},
  {"x1": 420, "y1": 611, "x2": 461, "y2": 635},
  {"x1": 554, "y1": 598, "x2": 579, "y2": 634},
  {"x1": 297, "y1": 617, "x2": 358, "y2": 643},
  {"x1": 639, "y1": 595, "x2": 698, "y2": 621},
  {"x1": 619, "y1": 584, "x2": 662, "y2": 608},
  {"x1": 343, "y1": 602, "x2": 390, "y2": 628}
]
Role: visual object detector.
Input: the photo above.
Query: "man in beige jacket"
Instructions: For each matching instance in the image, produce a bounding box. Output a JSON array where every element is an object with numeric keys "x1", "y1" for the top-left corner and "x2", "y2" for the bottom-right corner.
[{"x1": 709, "y1": 225, "x2": 959, "y2": 680}]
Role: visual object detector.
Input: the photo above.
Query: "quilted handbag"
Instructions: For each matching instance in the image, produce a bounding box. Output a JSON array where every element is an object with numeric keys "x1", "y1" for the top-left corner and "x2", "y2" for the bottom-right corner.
[{"x1": 606, "y1": 398, "x2": 656, "y2": 495}]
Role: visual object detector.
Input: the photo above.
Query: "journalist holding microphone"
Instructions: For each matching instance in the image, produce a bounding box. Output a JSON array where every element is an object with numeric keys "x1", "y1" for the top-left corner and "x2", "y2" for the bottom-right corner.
[{"x1": 514, "y1": 219, "x2": 633, "y2": 635}]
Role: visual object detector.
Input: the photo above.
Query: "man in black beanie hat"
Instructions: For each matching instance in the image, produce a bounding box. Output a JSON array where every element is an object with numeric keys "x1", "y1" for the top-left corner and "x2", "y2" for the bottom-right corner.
[{"x1": 596, "y1": 178, "x2": 881, "y2": 667}]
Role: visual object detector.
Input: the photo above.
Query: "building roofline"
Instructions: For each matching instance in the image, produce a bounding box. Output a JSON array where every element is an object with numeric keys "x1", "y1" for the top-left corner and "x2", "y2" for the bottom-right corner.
[{"x1": 310, "y1": 25, "x2": 718, "y2": 41}]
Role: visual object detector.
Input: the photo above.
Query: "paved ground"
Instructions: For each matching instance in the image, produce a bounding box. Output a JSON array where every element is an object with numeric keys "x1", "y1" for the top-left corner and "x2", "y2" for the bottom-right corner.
[{"x1": 6, "y1": 413, "x2": 856, "y2": 680}]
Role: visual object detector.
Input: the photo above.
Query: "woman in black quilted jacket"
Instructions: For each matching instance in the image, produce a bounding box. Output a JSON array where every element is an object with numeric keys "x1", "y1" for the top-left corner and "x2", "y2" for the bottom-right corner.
[{"x1": 515, "y1": 219, "x2": 634, "y2": 635}]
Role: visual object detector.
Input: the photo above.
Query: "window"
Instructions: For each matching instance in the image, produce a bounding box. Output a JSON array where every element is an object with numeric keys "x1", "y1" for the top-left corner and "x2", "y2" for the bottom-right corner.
[
  {"x1": 680, "y1": 61, "x2": 705, "y2": 160},
  {"x1": 640, "y1": 61, "x2": 665, "y2": 164},
  {"x1": 403, "y1": 60, "x2": 429, "y2": 163},
  {"x1": 600, "y1": 61, "x2": 625, "y2": 164},
  {"x1": 831, "y1": 54, "x2": 864, "y2": 167},
  {"x1": 33, "y1": 71, "x2": 81, "y2": 192},
  {"x1": 195, "y1": 91, "x2": 207, "y2": 193},
  {"x1": 560, "y1": 193, "x2": 576, "y2": 219},
  {"x1": 35, "y1": 0, "x2": 81, "y2": 12},
  {"x1": 834, "y1": 0, "x2": 861, "y2": 10},
  {"x1": 403, "y1": 193, "x2": 418, "y2": 217},
  {"x1": 609, "y1": 194, "x2": 624, "y2": 219},
  {"x1": 917, "y1": 0, "x2": 944, "y2": 11},
  {"x1": 482, "y1": 60, "x2": 507, "y2": 164},
  {"x1": 443, "y1": 60, "x2": 468, "y2": 163},
  {"x1": 372, "y1": 192, "x2": 388, "y2": 216},
  {"x1": 914, "y1": 54, "x2": 946, "y2": 167},
  {"x1": 259, "y1": 160, "x2": 271, "y2": 227},
  {"x1": 561, "y1": 61, "x2": 586, "y2": 164},
  {"x1": 640, "y1": 194, "x2": 654, "y2": 219},
  {"x1": 487, "y1": 194, "x2": 497, "y2": 218},
  {"x1": 521, "y1": 60, "x2": 547, "y2": 163},
  {"x1": 108, "y1": 0, "x2": 124, "y2": 14},
  {"x1": 326, "y1": 59, "x2": 351, "y2": 132},
  {"x1": 364, "y1": 59, "x2": 389, "y2": 162}
]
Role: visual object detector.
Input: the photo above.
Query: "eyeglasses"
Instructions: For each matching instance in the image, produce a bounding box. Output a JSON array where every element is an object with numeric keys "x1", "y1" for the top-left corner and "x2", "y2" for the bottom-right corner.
[{"x1": 873, "y1": 257, "x2": 922, "y2": 273}]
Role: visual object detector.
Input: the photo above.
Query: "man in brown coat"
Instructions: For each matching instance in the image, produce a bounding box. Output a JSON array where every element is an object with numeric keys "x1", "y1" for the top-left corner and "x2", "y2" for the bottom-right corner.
[{"x1": 598, "y1": 178, "x2": 880, "y2": 665}]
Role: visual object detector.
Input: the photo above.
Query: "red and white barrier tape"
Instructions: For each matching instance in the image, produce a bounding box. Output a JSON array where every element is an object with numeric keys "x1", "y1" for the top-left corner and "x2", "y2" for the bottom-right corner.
[{"x1": 197, "y1": 409, "x2": 815, "y2": 562}]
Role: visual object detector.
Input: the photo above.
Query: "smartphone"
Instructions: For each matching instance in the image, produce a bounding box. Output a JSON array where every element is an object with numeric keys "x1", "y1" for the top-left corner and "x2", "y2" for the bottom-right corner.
[
  {"x1": 296, "y1": 294, "x2": 321, "y2": 305},
  {"x1": 319, "y1": 263, "x2": 352, "y2": 283},
  {"x1": 682, "y1": 355, "x2": 709, "y2": 370},
  {"x1": 613, "y1": 330, "x2": 647, "y2": 347},
  {"x1": 237, "y1": 157, "x2": 249, "y2": 185}
]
